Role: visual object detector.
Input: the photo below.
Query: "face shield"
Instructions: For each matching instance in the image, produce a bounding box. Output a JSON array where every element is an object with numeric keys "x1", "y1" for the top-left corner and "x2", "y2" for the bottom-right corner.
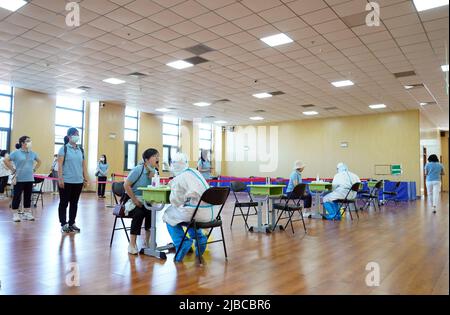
[{"x1": 170, "y1": 152, "x2": 188, "y2": 176}]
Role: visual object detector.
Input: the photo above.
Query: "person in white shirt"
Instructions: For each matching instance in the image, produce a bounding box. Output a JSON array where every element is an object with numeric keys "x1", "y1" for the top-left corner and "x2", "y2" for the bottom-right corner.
[
  {"x1": 163, "y1": 152, "x2": 211, "y2": 262},
  {"x1": 0, "y1": 150, "x2": 11, "y2": 200},
  {"x1": 322, "y1": 162, "x2": 360, "y2": 220}
]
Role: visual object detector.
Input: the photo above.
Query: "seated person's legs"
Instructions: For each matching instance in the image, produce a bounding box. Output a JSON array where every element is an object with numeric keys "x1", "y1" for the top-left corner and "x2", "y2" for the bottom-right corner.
[
  {"x1": 166, "y1": 223, "x2": 193, "y2": 262},
  {"x1": 187, "y1": 227, "x2": 207, "y2": 256},
  {"x1": 301, "y1": 193, "x2": 312, "y2": 208}
]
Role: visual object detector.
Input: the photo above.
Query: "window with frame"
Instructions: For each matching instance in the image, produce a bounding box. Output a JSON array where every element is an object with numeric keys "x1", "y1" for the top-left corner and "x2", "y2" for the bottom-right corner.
[
  {"x1": 124, "y1": 107, "x2": 139, "y2": 171},
  {"x1": 198, "y1": 123, "x2": 212, "y2": 152},
  {"x1": 54, "y1": 96, "x2": 85, "y2": 154},
  {"x1": 162, "y1": 116, "x2": 180, "y2": 171},
  {"x1": 0, "y1": 84, "x2": 13, "y2": 151}
]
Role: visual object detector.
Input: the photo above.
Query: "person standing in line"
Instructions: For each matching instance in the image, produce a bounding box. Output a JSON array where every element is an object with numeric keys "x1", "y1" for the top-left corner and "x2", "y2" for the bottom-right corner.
[
  {"x1": 96, "y1": 154, "x2": 109, "y2": 199},
  {"x1": 58, "y1": 127, "x2": 88, "y2": 233},
  {"x1": 425, "y1": 154, "x2": 445, "y2": 214},
  {"x1": 3, "y1": 136, "x2": 41, "y2": 222},
  {"x1": 0, "y1": 150, "x2": 11, "y2": 200},
  {"x1": 50, "y1": 154, "x2": 59, "y2": 195},
  {"x1": 197, "y1": 149, "x2": 212, "y2": 180}
]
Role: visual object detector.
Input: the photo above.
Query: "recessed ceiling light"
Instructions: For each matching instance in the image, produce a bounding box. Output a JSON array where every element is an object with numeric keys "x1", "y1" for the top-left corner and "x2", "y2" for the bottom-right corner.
[
  {"x1": 441, "y1": 64, "x2": 449, "y2": 72},
  {"x1": 214, "y1": 120, "x2": 227, "y2": 124},
  {"x1": 404, "y1": 85, "x2": 414, "y2": 89},
  {"x1": 369, "y1": 104, "x2": 386, "y2": 109},
  {"x1": 0, "y1": 0, "x2": 27, "y2": 12},
  {"x1": 420, "y1": 102, "x2": 428, "y2": 106},
  {"x1": 66, "y1": 88, "x2": 85, "y2": 94},
  {"x1": 103, "y1": 78, "x2": 125, "y2": 85},
  {"x1": 413, "y1": 0, "x2": 448, "y2": 12},
  {"x1": 302, "y1": 111, "x2": 319, "y2": 116},
  {"x1": 249, "y1": 116, "x2": 264, "y2": 121},
  {"x1": 252, "y1": 92, "x2": 272, "y2": 99},
  {"x1": 260, "y1": 33, "x2": 293, "y2": 47},
  {"x1": 331, "y1": 80, "x2": 354, "y2": 87},
  {"x1": 193, "y1": 102, "x2": 211, "y2": 107},
  {"x1": 156, "y1": 108, "x2": 171, "y2": 112},
  {"x1": 166, "y1": 60, "x2": 193, "y2": 70}
]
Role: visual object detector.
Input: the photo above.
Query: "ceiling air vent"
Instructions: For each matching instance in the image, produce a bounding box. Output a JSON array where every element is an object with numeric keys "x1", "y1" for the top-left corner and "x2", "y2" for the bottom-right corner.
[
  {"x1": 214, "y1": 99, "x2": 230, "y2": 103},
  {"x1": 393, "y1": 70, "x2": 416, "y2": 78},
  {"x1": 254, "y1": 109, "x2": 266, "y2": 113},
  {"x1": 270, "y1": 91, "x2": 285, "y2": 96},
  {"x1": 77, "y1": 86, "x2": 91, "y2": 90},
  {"x1": 301, "y1": 104, "x2": 315, "y2": 108},
  {"x1": 184, "y1": 56, "x2": 209, "y2": 65},
  {"x1": 128, "y1": 72, "x2": 147, "y2": 77},
  {"x1": 185, "y1": 44, "x2": 214, "y2": 56},
  {"x1": 324, "y1": 106, "x2": 338, "y2": 110}
]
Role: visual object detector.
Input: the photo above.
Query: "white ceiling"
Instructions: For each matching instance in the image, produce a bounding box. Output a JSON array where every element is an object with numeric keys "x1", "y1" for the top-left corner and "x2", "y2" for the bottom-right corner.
[{"x1": 0, "y1": 0, "x2": 448, "y2": 127}]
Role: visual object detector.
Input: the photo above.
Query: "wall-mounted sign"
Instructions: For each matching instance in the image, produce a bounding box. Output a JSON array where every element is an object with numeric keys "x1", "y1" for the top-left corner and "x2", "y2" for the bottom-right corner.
[{"x1": 340, "y1": 141, "x2": 348, "y2": 148}]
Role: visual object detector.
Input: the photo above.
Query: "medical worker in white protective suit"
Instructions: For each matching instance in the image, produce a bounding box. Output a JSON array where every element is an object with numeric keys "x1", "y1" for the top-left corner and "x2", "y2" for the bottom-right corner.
[
  {"x1": 163, "y1": 152, "x2": 214, "y2": 262},
  {"x1": 322, "y1": 162, "x2": 360, "y2": 220}
]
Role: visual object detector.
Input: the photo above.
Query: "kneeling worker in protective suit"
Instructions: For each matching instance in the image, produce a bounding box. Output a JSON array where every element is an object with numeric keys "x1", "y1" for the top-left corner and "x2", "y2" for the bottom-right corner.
[
  {"x1": 322, "y1": 162, "x2": 360, "y2": 220},
  {"x1": 163, "y1": 152, "x2": 214, "y2": 262}
]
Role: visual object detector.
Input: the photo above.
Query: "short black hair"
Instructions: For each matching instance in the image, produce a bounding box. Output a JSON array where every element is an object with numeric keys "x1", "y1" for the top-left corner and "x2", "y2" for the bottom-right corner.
[
  {"x1": 0, "y1": 150, "x2": 7, "y2": 157},
  {"x1": 428, "y1": 154, "x2": 439, "y2": 163},
  {"x1": 142, "y1": 148, "x2": 159, "y2": 161}
]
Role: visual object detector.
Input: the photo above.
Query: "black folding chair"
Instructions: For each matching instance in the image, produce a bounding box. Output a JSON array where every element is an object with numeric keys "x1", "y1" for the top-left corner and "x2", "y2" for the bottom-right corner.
[
  {"x1": 271, "y1": 183, "x2": 307, "y2": 234},
  {"x1": 175, "y1": 187, "x2": 230, "y2": 264},
  {"x1": 230, "y1": 181, "x2": 258, "y2": 230},
  {"x1": 31, "y1": 176, "x2": 45, "y2": 208},
  {"x1": 383, "y1": 181, "x2": 401, "y2": 205},
  {"x1": 110, "y1": 182, "x2": 132, "y2": 247},
  {"x1": 360, "y1": 180, "x2": 383, "y2": 211},
  {"x1": 335, "y1": 182, "x2": 361, "y2": 220}
]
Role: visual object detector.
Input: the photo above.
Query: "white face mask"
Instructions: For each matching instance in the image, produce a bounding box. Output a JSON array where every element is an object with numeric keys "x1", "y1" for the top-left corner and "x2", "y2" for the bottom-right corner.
[
  {"x1": 71, "y1": 135, "x2": 79, "y2": 143},
  {"x1": 100, "y1": 158, "x2": 105, "y2": 162},
  {"x1": 25, "y1": 141, "x2": 32, "y2": 149}
]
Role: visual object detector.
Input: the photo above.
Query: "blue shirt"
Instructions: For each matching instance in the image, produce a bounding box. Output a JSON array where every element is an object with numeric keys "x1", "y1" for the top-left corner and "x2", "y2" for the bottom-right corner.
[
  {"x1": 9, "y1": 149, "x2": 38, "y2": 182},
  {"x1": 97, "y1": 163, "x2": 109, "y2": 177},
  {"x1": 286, "y1": 170, "x2": 302, "y2": 193},
  {"x1": 197, "y1": 159, "x2": 211, "y2": 179},
  {"x1": 58, "y1": 144, "x2": 84, "y2": 184},
  {"x1": 126, "y1": 164, "x2": 152, "y2": 196},
  {"x1": 425, "y1": 162, "x2": 443, "y2": 182}
]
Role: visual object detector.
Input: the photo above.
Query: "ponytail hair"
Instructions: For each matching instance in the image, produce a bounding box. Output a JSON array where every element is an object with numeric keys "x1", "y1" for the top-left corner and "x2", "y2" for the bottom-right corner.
[
  {"x1": 64, "y1": 136, "x2": 70, "y2": 145},
  {"x1": 16, "y1": 135, "x2": 29, "y2": 149}
]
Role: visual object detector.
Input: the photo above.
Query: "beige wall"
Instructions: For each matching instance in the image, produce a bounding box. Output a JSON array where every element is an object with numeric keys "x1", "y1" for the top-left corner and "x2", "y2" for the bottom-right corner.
[
  {"x1": 220, "y1": 110, "x2": 421, "y2": 189},
  {"x1": 11, "y1": 88, "x2": 55, "y2": 173},
  {"x1": 97, "y1": 102, "x2": 125, "y2": 176},
  {"x1": 138, "y1": 112, "x2": 164, "y2": 174}
]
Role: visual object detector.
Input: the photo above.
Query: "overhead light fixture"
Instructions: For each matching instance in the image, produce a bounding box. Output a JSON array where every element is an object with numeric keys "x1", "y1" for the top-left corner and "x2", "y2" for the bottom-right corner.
[
  {"x1": 103, "y1": 78, "x2": 125, "y2": 85},
  {"x1": 214, "y1": 120, "x2": 227, "y2": 124},
  {"x1": 420, "y1": 102, "x2": 428, "y2": 106},
  {"x1": 260, "y1": 33, "x2": 293, "y2": 47},
  {"x1": 441, "y1": 64, "x2": 449, "y2": 72},
  {"x1": 302, "y1": 111, "x2": 319, "y2": 116},
  {"x1": 413, "y1": 0, "x2": 448, "y2": 12},
  {"x1": 0, "y1": 0, "x2": 28, "y2": 12},
  {"x1": 156, "y1": 108, "x2": 171, "y2": 112},
  {"x1": 252, "y1": 92, "x2": 272, "y2": 99},
  {"x1": 404, "y1": 85, "x2": 414, "y2": 89},
  {"x1": 66, "y1": 88, "x2": 85, "y2": 94},
  {"x1": 166, "y1": 60, "x2": 193, "y2": 70},
  {"x1": 193, "y1": 102, "x2": 211, "y2": 107},
  {"x1": 331, "y1": 80, "x2": 354, "y2": 87},
  {"x1": 369, "y1": 104, "x2": 386, "y2": 109},
  {"x1": 249, "y1": 116, "x2": 264, "y2": 121}
]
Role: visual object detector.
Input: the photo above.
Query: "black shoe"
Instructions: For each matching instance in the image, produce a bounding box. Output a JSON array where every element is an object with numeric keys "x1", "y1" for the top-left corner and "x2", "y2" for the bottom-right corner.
[{"x1": 69, "y1": 224, "x2": 81, "y2": 233}]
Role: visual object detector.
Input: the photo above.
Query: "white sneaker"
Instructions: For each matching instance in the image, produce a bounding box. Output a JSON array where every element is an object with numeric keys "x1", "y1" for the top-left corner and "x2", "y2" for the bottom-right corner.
[
  {"x1": 23, "y1": 212, "x2": 35, "y2": 221},
  {"x1": 0, "y1": 195, "x2": 5, "y2": 200},
  {"x1": 13, "y1": 213, "x2": 21, "y2": 222},
  {"x1": 128, "y1": 244, "x2": 139, "y2": 255}
]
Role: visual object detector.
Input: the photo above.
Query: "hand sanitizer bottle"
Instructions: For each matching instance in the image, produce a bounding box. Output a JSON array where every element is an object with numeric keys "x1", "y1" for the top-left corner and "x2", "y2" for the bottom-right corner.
[
  {"x1": 316, "y1": 174, "x2": 319, "y2": 182},
  {"x1": 153, "y1": 170, "x2": 160, "y2": 187}
]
